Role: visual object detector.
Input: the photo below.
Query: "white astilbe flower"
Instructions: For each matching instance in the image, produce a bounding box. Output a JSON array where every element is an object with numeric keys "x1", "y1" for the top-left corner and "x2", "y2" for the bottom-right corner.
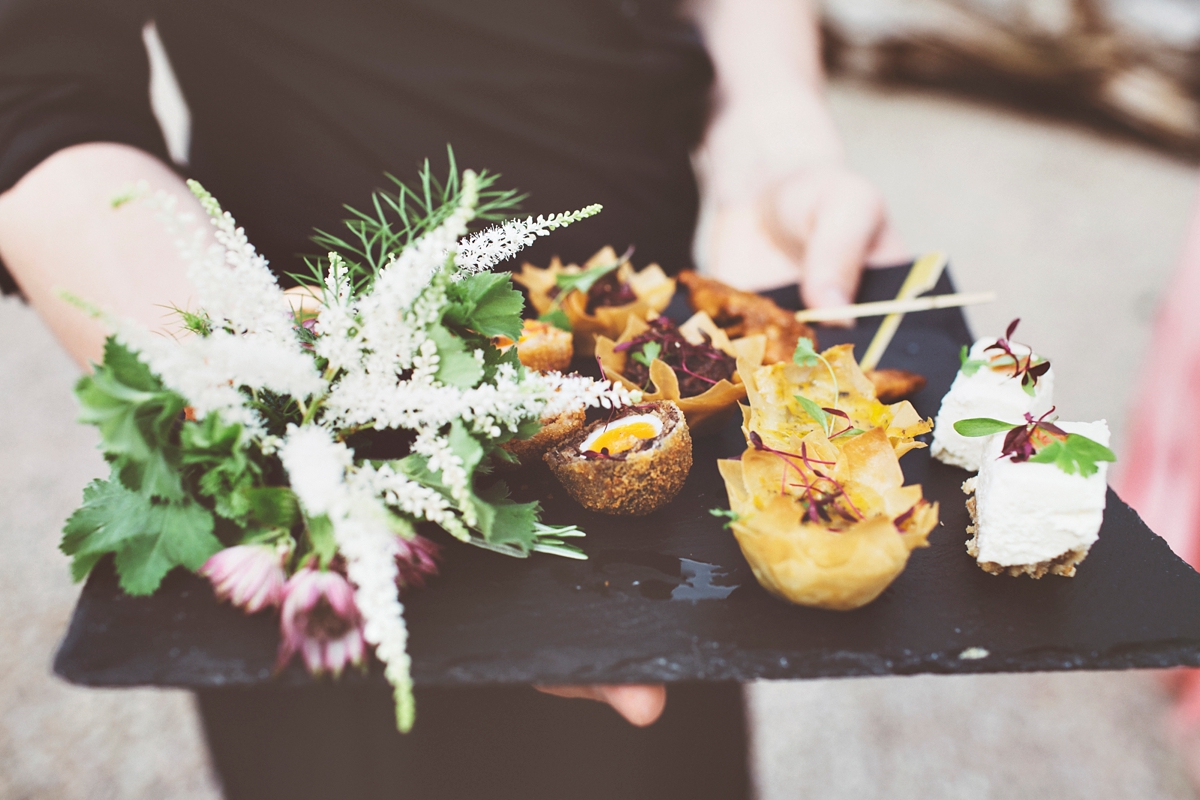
[
  {"x1": 454, "y1": 204, "x2": 603, "y2": 276},
  {"x1": 117, "y1": 326, "x2": 324, "y2": 434},
  {"x1": 185, "y1": 180, "x2": 300, "y2": 346},
  {"x1": 279, "y1": 426, "x2": 416, "y2": 731}
]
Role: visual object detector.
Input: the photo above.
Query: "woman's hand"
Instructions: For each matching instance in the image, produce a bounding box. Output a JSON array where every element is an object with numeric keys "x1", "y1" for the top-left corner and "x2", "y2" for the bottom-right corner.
[
  {"x1": 702, "y1": 165, "x2": 907, "y2": 308},
  {"x1": 535, "y1": 684, "x2": 667, "y2": 727},
  {"x1": 687, "y1": 0, "x2": 907, "y2": 309}
]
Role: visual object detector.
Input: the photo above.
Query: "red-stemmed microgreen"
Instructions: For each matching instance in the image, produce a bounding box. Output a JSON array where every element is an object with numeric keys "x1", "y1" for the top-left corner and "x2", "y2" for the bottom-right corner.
[
  {"x1": 614, "y1": 317, "x2": 735, "y2": 397},
  {"x1": 960, "y1": 319, "x2": 1051, "y2": 397},
  {"x1": 952, "y1": 408, "x2": 1115, "y2": 476},
  {"x1": 748, "y1": 431, "x2": 863, "y2": 525}
]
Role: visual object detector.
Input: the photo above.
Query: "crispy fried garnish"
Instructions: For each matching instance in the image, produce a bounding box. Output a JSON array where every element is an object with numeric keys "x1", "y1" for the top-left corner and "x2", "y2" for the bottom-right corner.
[
  {"x1": 678, "y1": 270, "x2": 816, "y2": 364},
  {"x1": 865, "y1": 368, "x2": 927, "y2": 403}
]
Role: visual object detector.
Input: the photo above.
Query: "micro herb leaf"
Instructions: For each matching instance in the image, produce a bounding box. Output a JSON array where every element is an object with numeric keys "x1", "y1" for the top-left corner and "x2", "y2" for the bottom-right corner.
[
  {"x1": 1028, "y1": 433, "x2": 1116, "y2": 477},
  {"x1": 631, "y1": 341, "x2": 662, "y2": 369},
  {"x1": 792, "y1": 337, "x2": 840, "y2": 412},
  {"x1": 795, "y1": 394, "x2": 831, "y2": 436},
  {"x1": 959, "y1": 344, "x2": 968, "y2": 366},
  {"x1": 709, "y1": 508, "x2": 741, "y2": 529},
  {"x1": 953, "y1": 418, "x2": 1019, "y2": 438},
  {"x1": 792, "y1": 337, "x2": 819, "y2": 368},
  {"x1": 555, "y1": 259, "x2": 621, "y2": 296},
  {"x1": 539, "y1": 308, "x2": 572, "y2": 332}
]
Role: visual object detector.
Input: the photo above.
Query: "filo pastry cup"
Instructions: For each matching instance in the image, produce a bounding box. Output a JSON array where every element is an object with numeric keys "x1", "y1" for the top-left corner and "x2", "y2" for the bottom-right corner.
[
  {"x1": 514, "y1": 246, "x2": 675, "y2": 358},
  {"x1": 719, "y1": 427, "x2": 937, "y2": 610},
  {"x1": 595, "y1": 311, "x2": 766, "y2": 437}
]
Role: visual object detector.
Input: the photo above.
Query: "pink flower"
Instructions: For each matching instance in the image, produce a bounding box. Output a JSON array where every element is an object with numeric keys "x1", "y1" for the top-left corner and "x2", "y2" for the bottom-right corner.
[
  {"x1": 199, "y1": 543, "x2": 288, "y2": 614},
  {"x1": 277, "y1": 567, "x2": 366, "y2": 678},
  {"x1": 395, "y1": 533, "x2": 440, "y2": 591}
]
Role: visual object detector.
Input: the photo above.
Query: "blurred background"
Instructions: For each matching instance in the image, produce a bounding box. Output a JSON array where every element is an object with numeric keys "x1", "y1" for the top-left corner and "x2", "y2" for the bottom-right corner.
[{"x1": 3, "y1": 0, "x2": 1199, "y2": 797}]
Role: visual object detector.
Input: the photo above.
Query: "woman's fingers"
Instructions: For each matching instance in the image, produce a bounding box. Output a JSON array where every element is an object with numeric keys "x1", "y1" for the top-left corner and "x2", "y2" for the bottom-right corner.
[{"x1": 534, "y1": 684, "x2": 668, "y2": 727}]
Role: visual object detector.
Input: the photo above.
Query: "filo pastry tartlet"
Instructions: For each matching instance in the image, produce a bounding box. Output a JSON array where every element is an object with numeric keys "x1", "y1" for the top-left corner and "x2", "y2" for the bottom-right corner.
[
  {"x1": 514, "y1": 246, "x2": 675, "y2": 358},
  {"x1": 544, "y1": 401, "x2": 692, "y2": 516},
  {"x1": 595, "y1": 312, "x2": 766, "y2": 436}
]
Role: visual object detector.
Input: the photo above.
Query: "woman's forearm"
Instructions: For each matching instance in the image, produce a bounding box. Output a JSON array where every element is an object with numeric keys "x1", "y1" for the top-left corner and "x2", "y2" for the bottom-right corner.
[
  {"x1": 0, "y1": 142, "x2": 204, "y2": 368},
  {"x1": 687, "y1": 0, "x2": 844, "y2": 204}
]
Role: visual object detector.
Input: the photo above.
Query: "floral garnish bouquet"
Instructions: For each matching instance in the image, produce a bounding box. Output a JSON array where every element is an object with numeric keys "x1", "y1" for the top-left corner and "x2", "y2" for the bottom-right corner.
[{"x1": 61, "y1": 163, "x2": 635, "y2": 730}]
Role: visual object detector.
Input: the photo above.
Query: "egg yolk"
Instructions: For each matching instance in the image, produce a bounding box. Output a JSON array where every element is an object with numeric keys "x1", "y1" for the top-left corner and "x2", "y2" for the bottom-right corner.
[{"x1": 585, "y1": 421, "x2": 659, "y2": 454}]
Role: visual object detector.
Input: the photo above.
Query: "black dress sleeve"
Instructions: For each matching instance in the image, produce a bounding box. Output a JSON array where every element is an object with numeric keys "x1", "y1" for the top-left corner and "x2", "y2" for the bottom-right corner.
[{"x1": 0, "y1": 0, "x2": 170, "y2": 294}]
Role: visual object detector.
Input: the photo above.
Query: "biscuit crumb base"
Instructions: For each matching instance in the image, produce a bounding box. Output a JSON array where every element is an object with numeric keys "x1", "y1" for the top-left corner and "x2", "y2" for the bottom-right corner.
[{"x1": 962, "y1": 477, "x2": 1089, "y2": 579}]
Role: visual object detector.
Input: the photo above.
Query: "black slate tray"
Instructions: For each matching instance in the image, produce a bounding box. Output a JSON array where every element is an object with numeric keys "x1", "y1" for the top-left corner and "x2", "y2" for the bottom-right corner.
[{"x1": 54, "y1": 266, "x2": 1200, "y2": 689}]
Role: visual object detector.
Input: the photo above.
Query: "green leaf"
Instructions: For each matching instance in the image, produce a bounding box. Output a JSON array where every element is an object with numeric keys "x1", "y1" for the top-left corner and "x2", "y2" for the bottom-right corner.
[
  {"x1": 244, "y1": 487, "x2": 300, "y2": 531},
  {"x1": 75, "y1": 337, "x2": 187, "y2": 500},
  {"x1": 426, "y1": 325, "x2": 484, "y2": 388},
  {"x1": 1029, "y1": 434, "x2": 1116, "y2": 477},
  {"x1": 1021, "y1": 379, "x2": 1037, "y2": 397},
  {"x1": 961, "y1": 357, "x2": 986, "y2": 377},
  {"x1": 472, "y1": 481, "x2": 541, "y2": 550},
  {"x1": 953, "y1": 418, "x2": 1018, "y2": 437},
  {"x1": 539, "y1": 308, "x2": 572, "y2": 332},
  {"x1": 632, "y1": 341, "x2": 662, "y2": 368},
  {"x1": 443, "y1": 272, "x2": 524, "y2": 340},
  {"x1": 306, "y1": 514, "x2": 338, "y2": 568},
  {"x1": 180, "y1": 413, "x2": 263, "y2": 523},
  {"x1": 554, "y1": 259, "x2": 620, "y2": 296},
  {"x1": 61, "y1": 476, "x2": 220, "y2": 594},
  {"x1": 792, "y1": 337, "x2": 819, "y2": 368},
  {"x1": 795, "y1": 394, "x2": 831, "y2": 435},
  {"x1": 959, "y1": 344, "x2": 968, "y2": 366},
  {"x1": 709, "y1": 507, "x2": 740, "y2": 529}
]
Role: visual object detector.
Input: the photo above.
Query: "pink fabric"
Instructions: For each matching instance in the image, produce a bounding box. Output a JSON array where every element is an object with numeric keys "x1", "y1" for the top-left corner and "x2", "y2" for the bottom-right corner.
[{"x1": 1114, "y1": 181, "x2": 1200, "y2": 725}]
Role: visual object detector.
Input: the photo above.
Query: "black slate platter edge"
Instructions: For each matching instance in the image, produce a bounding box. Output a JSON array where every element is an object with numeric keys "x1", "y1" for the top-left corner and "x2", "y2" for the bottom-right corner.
[{"x1": 52, "y1": 264, "x2": 1200, "y2": 689}]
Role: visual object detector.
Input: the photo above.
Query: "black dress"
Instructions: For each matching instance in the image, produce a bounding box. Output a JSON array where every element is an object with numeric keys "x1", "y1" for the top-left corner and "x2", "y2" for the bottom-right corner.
[{"x1": 0, "y1": 1, "x2": 749, "y2": 796}]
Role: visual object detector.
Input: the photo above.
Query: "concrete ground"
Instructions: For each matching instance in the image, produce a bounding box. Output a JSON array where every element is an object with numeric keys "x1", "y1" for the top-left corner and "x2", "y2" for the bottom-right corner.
[{"x1": 2, "y1": 79, "x2": 1198, "y2": 799}]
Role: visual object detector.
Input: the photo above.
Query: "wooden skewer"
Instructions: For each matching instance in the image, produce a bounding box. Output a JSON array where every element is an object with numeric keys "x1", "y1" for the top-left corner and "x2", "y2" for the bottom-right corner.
[
  {"x1": 859, "y1": 252, "x2": 950, "y2": 372},
  {"x1": 793, "y1": 291, "x2": 996, "y2": 323}
]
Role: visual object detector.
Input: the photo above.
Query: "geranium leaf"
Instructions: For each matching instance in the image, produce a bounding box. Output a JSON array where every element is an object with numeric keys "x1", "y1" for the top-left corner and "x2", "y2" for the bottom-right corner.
[
  {"x1": 954, "y1": 418, "x2": 1018, "y2": 437},
  {"x1": 427, "y1": 325, "x2": 484, "y2": 388},
  {"x1": 443, "y1": 272, "x2": 523, "y2": 340}
]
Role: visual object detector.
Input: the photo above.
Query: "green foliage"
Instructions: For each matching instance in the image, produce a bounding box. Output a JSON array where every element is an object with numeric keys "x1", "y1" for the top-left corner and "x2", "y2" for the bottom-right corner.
[
  {"x1": 180, "y1": 413, "x2": 261, "y2": 523},
  {"x1": 554, "y1": 259, "x2": 620, "y2": 296},
  {"x1": 632, "y1": 341, "x2": 662, "y2": 369},
  {"x1": 959, "y1": 345, "x2": 986, "y2": 376},
  {"x1": 62, "y1": 476, "x2": 220, "y2": 595},
  {"x1": 302, "y1": 148, "x2": 523, "y2": 295},
  {"x1": 709, "y1": 507, "x2": 741, "y2": 529},
  {"x1": 426, "y1": 325, "x2": 485, "y2": 388},
  {"x1": 539, "y1": 308, "x2": 572, "y2": 332},
  {"x1": 306, "y1": 514, "x2": 338, "y2": 568},
  {"x1": 795, "y1": 394, "x2": 832, "y2": 436},
  {"x1": 1028, "y1": 434, "x2": 1116, "y2": 477},
  {"x1": 953, "y1": 417, "x2": 1018, "y2": 437},
  {"x1": 443, "y1": 272, "x2": 524, "y2": 341},
  {"x1": 75, "y1": 337, "x2": 186, "y2": 500}
]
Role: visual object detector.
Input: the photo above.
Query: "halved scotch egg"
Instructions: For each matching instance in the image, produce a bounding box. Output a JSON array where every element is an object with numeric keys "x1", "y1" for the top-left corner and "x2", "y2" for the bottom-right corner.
[{"x1": 544, "y1": 401, "x2": 692, "y2": 516}]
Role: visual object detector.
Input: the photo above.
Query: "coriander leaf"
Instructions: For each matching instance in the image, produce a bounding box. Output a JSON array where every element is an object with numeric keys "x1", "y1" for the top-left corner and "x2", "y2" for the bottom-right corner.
[
  {"x1": 426, "y1": 325, "x2": 484, "y2": 388},
  {"x1": 539, "y1": 308, "x2": 572, "y2": 332},
  {"x1": 443, "y1": 272, "x2": 524, "y2": 340},
  {"x1": 795, "y1": 394, "x2": 831, "y2": 435},
  {"x1": 1028, "y1": 433, "x2": 1116, "y2": 477},
  {"x1": 792, "y1": 337, "x2": 819, "y2": 368},
  {"x1": 554, "y1": 260, "x2": 620, "y2": 296},
  {"x1": 953, "y1": 418, "x2": 1018, "y2": 437},
  {"x1": 632, "y1": 341, "x2": 662, "y2": 368}
]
